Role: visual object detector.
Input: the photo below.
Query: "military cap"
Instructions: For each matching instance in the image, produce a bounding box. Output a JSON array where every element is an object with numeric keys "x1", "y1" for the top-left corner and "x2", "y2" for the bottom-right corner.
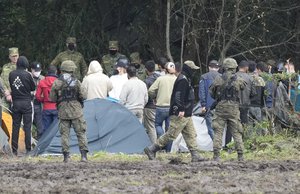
[
  {"x1": 9, "y1": 47, "x2": 19, "y2": 56},
  {"x1": 266, "y1": 59, "x2": 276, "y2": 67},
  {"x1": 109, "y1": 41, "x2": 119, "y2": 50},
  {"x1": 184, "y1": 60, "x2": 200, "y2": 69},
  {"x1": 223, "y1": 58, "x2": 238, "y2": 69},
  {"x1": 130, "y1": 52, "x2": 141, "y2": 64},
  {"x1": 66, "y1": 37, "x2": 76, "y2": 44}
]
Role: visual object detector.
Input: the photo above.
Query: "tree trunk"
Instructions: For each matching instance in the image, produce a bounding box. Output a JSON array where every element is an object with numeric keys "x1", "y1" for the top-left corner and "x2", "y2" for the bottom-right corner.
[{"x1": 166, "y1": 0, "x2": 174, "y2": 62}]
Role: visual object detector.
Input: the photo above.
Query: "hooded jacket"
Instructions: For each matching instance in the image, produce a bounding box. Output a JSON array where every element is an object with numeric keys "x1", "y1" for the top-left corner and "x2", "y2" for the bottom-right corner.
[
  {"x1": 9, "y1": 56, "x2": 35, "y2": 101},
  {"x1": 81, "y1": 60, "x2": 113, "y2": 100},
  {"x1": 35, "y1": 74, "x2": 58, "y2": 110}
]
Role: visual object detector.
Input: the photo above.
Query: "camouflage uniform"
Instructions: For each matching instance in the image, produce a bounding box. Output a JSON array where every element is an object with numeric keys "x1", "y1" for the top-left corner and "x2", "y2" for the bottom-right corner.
[
  {"x1": 1, "y1": 47, "x2": 18, "y2": 111},
  {"x1": 130, "y1": 52, "x2": 146, "y2": 81},
  {"x1": 101, "y1": 41, "x2": 125, "y2": 76},
  {"x1": 50, "y1": 60, "x2": 88, "y2": 162},
  {"x1": 50, "y1": 37, "x2": 87, "y2": 81},
  {"x1": 209, "y1": 58, "x2": 246, "y2": 161}
]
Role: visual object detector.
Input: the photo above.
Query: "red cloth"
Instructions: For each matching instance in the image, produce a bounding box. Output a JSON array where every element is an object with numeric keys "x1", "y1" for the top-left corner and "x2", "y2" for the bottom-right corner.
[{"x1": 35, "y1": 75, "x2": 57, "y2": 110}]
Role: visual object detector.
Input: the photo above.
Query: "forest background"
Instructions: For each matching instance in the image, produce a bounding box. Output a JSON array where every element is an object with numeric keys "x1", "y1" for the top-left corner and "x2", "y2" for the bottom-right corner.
[{"x1": 0, "y1": 0, "x2": 299, "y2": 76}]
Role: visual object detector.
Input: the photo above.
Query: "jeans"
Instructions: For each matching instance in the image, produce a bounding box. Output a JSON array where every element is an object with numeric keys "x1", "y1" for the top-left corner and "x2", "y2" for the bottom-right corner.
[
  {"x1": 205, "y1": 110, "x2": 214, "y2": 140},
  {"x1": 42, "y1": 109, "x2": 58, "y2": 133},
  {"x1": 155, "y1": 107, "x2": 172, "y2": 152},
  {"x1": 33, "y1": 104, "x2": 43, "y2": 140}
]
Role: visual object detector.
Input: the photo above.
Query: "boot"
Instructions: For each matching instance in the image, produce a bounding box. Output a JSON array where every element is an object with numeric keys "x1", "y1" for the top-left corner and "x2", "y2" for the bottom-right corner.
[
  {"x1": 213, "y1": 150, "x2": 220, "y2": 162},
  {"x1": 144, "y1": 144, "x2": 160, "y2": 160},
  {"x1": 190, "y1": 150, "x2": 206, "y2": 162},
  {"x1": 238, "y1": 153, "x2": 244, "y2": 161},
  {"x1": 80, "y1": 150, "x2": 88, "y2": 162},
  {"x1": 63, "y1": 152, "x2": 70, "y2": 163}
]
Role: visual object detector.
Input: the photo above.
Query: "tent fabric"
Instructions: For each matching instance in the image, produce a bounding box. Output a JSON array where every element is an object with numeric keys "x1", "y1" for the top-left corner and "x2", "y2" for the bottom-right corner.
[
  {"x1": 1, "y1": 111, "x2": 25, "y2": 152},
  {"x1": 0, "y1": 127, "x2": 11, "y2": 154},
  {"x1": 32, "y1": 98, "x2": 151, "y2": 155},
  {"x1": 171, "y1": 116, "x2": 213, "y2": 152}
]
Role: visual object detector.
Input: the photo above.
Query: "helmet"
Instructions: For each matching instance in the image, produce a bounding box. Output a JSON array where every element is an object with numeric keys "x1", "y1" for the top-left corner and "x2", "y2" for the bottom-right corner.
[
  {"x1": 60, "y1": 60, "x2": 76, "y2": 72},
  {"x1": 223, "y1": 58, "x2": 238, "y2": 69}
]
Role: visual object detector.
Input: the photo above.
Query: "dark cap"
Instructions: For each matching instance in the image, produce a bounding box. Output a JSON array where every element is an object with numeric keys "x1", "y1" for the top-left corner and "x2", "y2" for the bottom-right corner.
[
  {"x1": 31, "y1": 62, "x2": 42, "y2": 71},
  {"x1": 238, "y1": 60, "x2": 249, "y2": 68},
  {"x1": 116, "y1": 57, "x2": 130, "y2": 68},
  {"x1": 266, "y1": 59, "x2": 276, "y2": 67},
  {"x1": 208, "y1": 60, "x2": 219, "y2": 67}
]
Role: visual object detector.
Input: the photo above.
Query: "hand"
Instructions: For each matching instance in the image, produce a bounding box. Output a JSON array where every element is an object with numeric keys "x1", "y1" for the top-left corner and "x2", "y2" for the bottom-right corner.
[
  {"x1": 6, "y1": 94, "x2": 12, "y2": 102},
  {"x1": 201, "y1": 107, "x2": 206, "y2": 113},
  {"x1": 178, "y1": 111, "x2": 185, "y2": 118}
]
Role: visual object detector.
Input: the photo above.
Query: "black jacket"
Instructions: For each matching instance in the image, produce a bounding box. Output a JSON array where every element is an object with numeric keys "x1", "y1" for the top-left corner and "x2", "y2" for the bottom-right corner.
[
  {"x1": 169, "y1": 73, "x2": 194, "y2": 117},
  {"x1": 9, "y1": 57, "x2": 35, "y2": 101}
]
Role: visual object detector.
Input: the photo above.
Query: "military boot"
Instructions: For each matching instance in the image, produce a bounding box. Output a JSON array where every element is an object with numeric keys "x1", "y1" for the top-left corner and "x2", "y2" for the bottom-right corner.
[
  {"x1": 80, "y1": 150, "x2": 88, "y2": 162},
  {"x1": 190, "y1": 150, "x2": 206, "y2": 162},
  {"x1": 63, "y1": 152, "x2": 70, "y2": 163},
  {"x1": 213, "y1": 150, "x2": 220, "y2": 162},
  {"x1": 144, "y1": 144, "x2": 160, "y2": 160},
  {"x1": 238, "y1": 153, "x2": 244, "y2": 161}
]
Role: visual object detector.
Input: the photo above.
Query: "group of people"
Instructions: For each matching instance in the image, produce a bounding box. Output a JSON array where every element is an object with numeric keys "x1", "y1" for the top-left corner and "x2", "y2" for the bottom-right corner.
[{"x1": 1, "y1": 36, "x2": 297, "y2": 163}]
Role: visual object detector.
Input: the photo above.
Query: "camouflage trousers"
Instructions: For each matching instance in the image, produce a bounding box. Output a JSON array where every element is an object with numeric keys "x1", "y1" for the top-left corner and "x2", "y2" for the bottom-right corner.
[
  {"x1": 143, "y1": 107, "x2": 157, "y2": 143},
  {"x1": 157, "y1": 115, "x2": 198, "y2": 152},
  {"x1": 59, "y1": 116, "x2": 88, "y2": 153},
  {"x1": 212, "y1": 103, "x2": 244, "y2": 154}
]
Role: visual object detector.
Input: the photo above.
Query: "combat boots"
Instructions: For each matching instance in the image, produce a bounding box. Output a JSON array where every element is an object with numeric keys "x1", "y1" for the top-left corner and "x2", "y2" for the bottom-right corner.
[
  {"x1": 144, "y1": 144, "x2": 160, "y2": 160},
  {"x1": 238, "y1": 153, "x2": 244, "y2": 161},
  {"x1": 63, "y1": 152, "x2": 70, "y2": 163},
  {"x1": 190, "y1": 150, "x2": 206, "y2": 162},
  {"x1": 80, "y1": 150, "x2": 88, "y2": 162},
  {"x1": 213, "y1": 150, "x2": 220, "y2": 162}
]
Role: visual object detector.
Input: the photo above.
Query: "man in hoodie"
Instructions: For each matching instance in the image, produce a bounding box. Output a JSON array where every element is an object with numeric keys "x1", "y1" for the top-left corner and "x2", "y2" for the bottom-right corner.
[
  {"x1": 30, "y1": 62, "x2": 45, "y2": 140},
  {"x1": 35, "y1": 65, "x2": 58, "y2": 135},
  {"x1": 50, "y1": 37, "x2": 87, "y2": 81},
  {"x1": 9, "y1": 56, "x2": 36, "y2": 155},
  {"x1": 82, "y1": 60, "x2": 113, "y2": 100},
  {"x1": 144, "y1": 61, "x2": 206, "y2": 162}
]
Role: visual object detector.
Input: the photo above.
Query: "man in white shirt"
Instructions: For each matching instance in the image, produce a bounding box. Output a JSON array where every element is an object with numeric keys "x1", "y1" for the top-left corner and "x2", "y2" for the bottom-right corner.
[{"x1": 108, "y1": 57, "x2": 129, "y2": 100}]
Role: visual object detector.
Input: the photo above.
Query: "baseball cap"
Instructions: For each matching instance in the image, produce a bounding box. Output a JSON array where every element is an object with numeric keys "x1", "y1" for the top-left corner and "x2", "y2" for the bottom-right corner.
[
  {"x1": 31, "y1": 62, "x2": 42, "y2": 71},
  {"x1": 184, "y1": 60, "x2": 200, "y2": 69}
]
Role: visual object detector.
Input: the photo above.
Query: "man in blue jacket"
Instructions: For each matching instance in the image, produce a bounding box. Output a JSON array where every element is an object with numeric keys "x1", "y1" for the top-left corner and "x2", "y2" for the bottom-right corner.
[{"x1": 198, "y1": 60, "x2": 220, "y2": 140}]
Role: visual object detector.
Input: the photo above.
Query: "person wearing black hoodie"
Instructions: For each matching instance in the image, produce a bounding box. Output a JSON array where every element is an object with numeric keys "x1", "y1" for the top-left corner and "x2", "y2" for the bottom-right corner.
[
  {"x1": 144, "y1": 61, "x2": 206, "y2": 162},
  {"x1": 9, "y1": 56, "x2": 35, "y2": 156}
]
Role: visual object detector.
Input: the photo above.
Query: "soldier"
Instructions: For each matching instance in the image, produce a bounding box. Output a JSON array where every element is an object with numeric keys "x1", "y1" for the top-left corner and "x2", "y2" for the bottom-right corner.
[
  {"x1": 144, "y1": 62, "x2": 206, "y2": 162},
  {"x1": 50, "y1": 37, "x2": 87, "y2": 81},
  {"x1": 209, "y1": 58, "x2": 246, "y2": 161},
  {"x1": 1, "y1": 47, "x2": 19, "y2": 111},
  {"x1": 101, "y1": 41, "x2": 125, "y2": 76},
  {"x1": 50, "y1": 60, "x2": 89, "y2": 162},
  {"x1": 129, "y1": 52, "x2": 146, "y2": 81}
]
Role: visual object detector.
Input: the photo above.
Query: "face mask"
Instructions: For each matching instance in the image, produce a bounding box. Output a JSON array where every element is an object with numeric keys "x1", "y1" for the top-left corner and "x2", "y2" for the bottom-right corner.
[
  {"x1": 68, "y1": 43, "x2": 76, "y2": 51},
  {"x1": 33, "y1": 71, "x2": 41, "y2": 77},
  {"x1": 109, "y1": 50, "x2": 117, "y2": 55}
]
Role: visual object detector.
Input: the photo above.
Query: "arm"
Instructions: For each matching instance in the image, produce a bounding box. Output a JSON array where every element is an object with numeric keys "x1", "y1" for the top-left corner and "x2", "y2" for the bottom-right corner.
[
  {"x1": 78, "y1": 80, "x2": 87, "y2": 101},
  {"x1": 80, "y1": 56, "x2": 87, "y2": 79},
  {"x1": 119, "y1": 84, "x2": 128, "y2": 105},
  {"x1": 35, "y1": 82, "x2": 44, "y2": 102},
  {"x1": 148, "y1": 78, "x2": 159, "y2": 99},
  {"x1": 107, "y1": 79, "x2": 113, "y2": 93},
  {"x1": 198, "y1": 79, "x2": 207, "y2": 108},
  {"x1": 49, "y1": 81, "x2": 58, "y2": 102},
  {"x1": 174, "y1": 79, "x2": 189, "y2": 113}
]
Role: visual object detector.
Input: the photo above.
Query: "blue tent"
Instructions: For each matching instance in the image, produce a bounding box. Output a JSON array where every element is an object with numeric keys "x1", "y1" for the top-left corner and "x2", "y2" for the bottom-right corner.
[{"x1": 32, "y1": 99, "x2": 151, "y2": 155}]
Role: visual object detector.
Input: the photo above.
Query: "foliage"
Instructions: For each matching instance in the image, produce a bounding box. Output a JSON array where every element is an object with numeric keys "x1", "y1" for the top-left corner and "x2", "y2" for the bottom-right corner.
[{"x1": 0, "y1": 0, "x2": 299, "y2": 74}]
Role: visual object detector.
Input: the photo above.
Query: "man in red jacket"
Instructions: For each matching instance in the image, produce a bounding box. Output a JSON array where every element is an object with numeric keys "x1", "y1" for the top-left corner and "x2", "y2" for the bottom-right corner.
[{"x1": 35, "y1": 65, "x2": 58, "y2": 136}]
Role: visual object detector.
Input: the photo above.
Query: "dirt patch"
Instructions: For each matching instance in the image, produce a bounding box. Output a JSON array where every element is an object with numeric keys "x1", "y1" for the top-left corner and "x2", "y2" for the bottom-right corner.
[{"x1": 0, "y1": 158, "x2": 299, "y2": 193}]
